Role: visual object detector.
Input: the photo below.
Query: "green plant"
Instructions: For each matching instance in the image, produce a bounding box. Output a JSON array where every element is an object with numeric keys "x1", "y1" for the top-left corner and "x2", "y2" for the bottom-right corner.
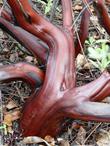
[
  {"x1": 45, "y1": 0, "x2": 53, "y2": 14},
  {"x1": 85, "y1": 37, "x2": 110, "y2": 71},
  {"x1": 0, "y1": 124, "x2": 7, "y2": 134},
  {"x1": 36, "y1": 0, "x2": 53, "y2": 14}
]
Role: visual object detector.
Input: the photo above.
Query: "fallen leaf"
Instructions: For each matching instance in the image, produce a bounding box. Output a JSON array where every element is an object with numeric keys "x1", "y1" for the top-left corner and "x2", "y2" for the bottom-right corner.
[
  {"x1": 96, "y1": 129, "x2": 110, "y2": 146},
  {"x1": 11, "y1": 110, "x2": 20, "y2": 121},
  {"x1": 20, "y1": 136, "x2": 51, "y2": 146},
  {"x1": 25, "y1": 56, "x2": 33, "y2": 62},
  {"x1": 83, "y1": 62, "x2": 93, "y2": 70},
  {"x1": 3, "y1": 48, "x2": 9, "y2": 53},
  {"x1": 9, "y1": 52, "x2": 19, "y2": 62},
  {"x1": 3, "y1": 114, "x2": 13, "y2": 126},
  {"x1": 72, "y1": 121, "x2": 81, "y2": 129},
  {"x1": 7, "y1": 126, "x2": 13, "y2": 134},
  {"x1": 74, "y1": 5, "x2": 82, "y2": 11},
  {"x1": 3, "y1": 109, "x2": 20, "y2": 126},
  {"x1": 75, "y1": 126, "x2": 86, "y2": 145},
  {"x1": 76, "y1": 54, "x2": 87, "y2": 69},
  {"x1": 6, "y1": 100, "x2": 17, "y2": 110},
  {"x1": 45, "y1": 135, "x2": 55, "y2": 146},
  {"x1": 59, "y1": 140, "x2": 70, "y2": 146}
]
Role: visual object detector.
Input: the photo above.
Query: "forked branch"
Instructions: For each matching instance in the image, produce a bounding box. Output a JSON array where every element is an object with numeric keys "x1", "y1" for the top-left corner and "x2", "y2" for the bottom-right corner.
[
  {"x1": 0, "y1": 63, "x2": 44, "y2": 89},
  {"x1": 0, "y1": 17, "x2": 48, "y2": 62},
  {"x1": 0, "y1": 0, "x2": 110, "y2": 138}
]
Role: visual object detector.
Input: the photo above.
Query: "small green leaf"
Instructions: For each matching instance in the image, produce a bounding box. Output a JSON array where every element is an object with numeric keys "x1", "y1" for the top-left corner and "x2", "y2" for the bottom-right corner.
[
  {"x1": 45, "y1": 0, "x2": 53, "y2": 14},
  {"x1": 95, "y1": 39, "x2": 108, "y2": 44},
  {"x1": 88, "y1": 47, "x2": 101, "y2": 59},
  {"x1": 0, "y1": 124, "x2": 6, "y2": 130},
  {"x1": 85, "y1": 40, "x2": 90, "y2": 45},
  {"x1": 89, "y1": 37, "x2": 95, "y2": 44},
  {"x1": 89, "y1": 59, "x2": 100, "y2": 69}
]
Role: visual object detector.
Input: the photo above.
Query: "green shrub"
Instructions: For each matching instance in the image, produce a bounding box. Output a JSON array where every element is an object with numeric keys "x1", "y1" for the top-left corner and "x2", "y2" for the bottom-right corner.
[{"x1": 86, "y1": 37, "x2": 110, "y2": 71}]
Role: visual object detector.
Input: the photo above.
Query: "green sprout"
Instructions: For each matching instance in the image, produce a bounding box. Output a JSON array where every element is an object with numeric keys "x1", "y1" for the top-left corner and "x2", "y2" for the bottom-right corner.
[
  {"x1": 0, "y1": 124, "x2": 7, "y2": 135},
  {"x1": 85, "y1": 37, "x2": 110, "y2": 71},
  {"x1": 36, "y1": 0, "x2": 53, "y2": 14}
]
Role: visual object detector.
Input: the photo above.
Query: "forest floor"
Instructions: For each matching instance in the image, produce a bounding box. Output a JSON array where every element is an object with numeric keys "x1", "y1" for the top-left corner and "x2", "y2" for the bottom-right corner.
[{"x1": 1, "y1": 0, "x2": 110, "y2": 146}]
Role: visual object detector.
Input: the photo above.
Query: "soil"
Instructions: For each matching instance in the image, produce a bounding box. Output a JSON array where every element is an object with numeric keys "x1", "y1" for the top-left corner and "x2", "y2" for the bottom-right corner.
[{"x1": 0, "y1": 0, "x2": 110, "y2": 146}]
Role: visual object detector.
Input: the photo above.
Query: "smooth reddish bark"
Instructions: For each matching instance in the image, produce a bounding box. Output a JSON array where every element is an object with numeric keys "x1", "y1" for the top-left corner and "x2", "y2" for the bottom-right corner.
[
  {"x1": 0, "y1": 17, "x2": 48, "y2": 62},
  {"x1": 0, "y1": 62, "x2": 44, "y2": 89},
  {"x1": 75, "y1": 0, "x2": 92, "y2": 55},
  {"x1": 93, "y1": 0, "x2": 110, "y2": 35},
  {"x1": 0, "y1": 7, "x2": 13, "y2": 22},
  {"x1": 0, "y1": 0, "x2": 110, "y2": 138}
]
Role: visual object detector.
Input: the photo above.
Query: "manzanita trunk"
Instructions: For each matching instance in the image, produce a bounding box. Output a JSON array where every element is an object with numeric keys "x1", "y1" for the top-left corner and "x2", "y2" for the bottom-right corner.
[{"x1": 0, "y1": 0, "x2": 110, "y2": 137}]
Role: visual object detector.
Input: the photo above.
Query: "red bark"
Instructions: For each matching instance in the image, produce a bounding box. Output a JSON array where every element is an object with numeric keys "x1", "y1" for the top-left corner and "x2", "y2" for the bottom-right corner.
[
  {"x1": 0, "y1": 0, "x2": 110, "y2": 138},
  {"x1": 0, "y1": 62, "x2": 44, "y2": 89},
  {"x1": 75, "y1": 0, "x2": 92, "y2": 55},
  {"x1": 93, "y1": 0, "x2": 110, "y2": 35},
  {"x1": 0, "y1": 7, "x2": 13, "y2": 22},
  {"x1": 0, "y1": 17, "x2": 48, "y2": 62}
]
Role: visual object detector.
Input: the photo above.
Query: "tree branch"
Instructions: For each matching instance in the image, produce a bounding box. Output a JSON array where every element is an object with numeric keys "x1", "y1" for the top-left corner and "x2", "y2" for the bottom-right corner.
[
  {"x1": 7, "y1": 0, "x2": 74, "y2": 90},
  {"x1": 75, "y1": 70, "x2": 110, "y2": 102},
  {"x1": 0, "y1": 63, "x2": 44, "y2": 89},
  {"x1": 93, "y1": 0, "x2": 110, "y2": 35},
  {"x1": 61, "y1": 0, "x2": 73, "y2": 28},
  {"x1": 6, "y1": 0, "x2": 77, "y2": 137},
  {"x1": 61, "y1": 0, "x2": 76, "y2": 87},
  {"x1": 0, "y1": 17, "x2": 48, "y2": 63},
  {"x1": 74, "y1": 101, "x2": 110, "y2": 122},
  {"x1": 75, "y1": 0, "x2": 92, "y2": 56},
  {"x1": 0, "y1": 6, "x2": 13, "y2": 22}
]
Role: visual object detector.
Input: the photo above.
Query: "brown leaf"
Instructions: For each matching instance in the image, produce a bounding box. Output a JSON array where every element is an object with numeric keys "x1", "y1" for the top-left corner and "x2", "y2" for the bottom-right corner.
[
  {"x1": 20, "y1": 136, "x2": 51, "y2": 146},
  {"x1": 45, "y1": 135, "x2": 55, "y2": 146},
  {"x1": 7, "y1": 126, "x2": 13, "y2": 134},
  {"x1": 3, "y1": 109, "x2": 20, "y2": 126},
  {"x1": 25, "y1": 56, "x2": 33, "y2": 63},
  {"x1": 74, "y1": 5, "x2": 82, "y2": 11},
  {"x1": 59, "y1": 140, "x2": 70, "y2": 146},
  {"x1": 11, "y1": 110, "x2": 20, "y2": 121},
  {"x1": 75, "y1": 126, "x2": 86, "y2": 145},
  {"x1": 96, "y1": 129, "x2": 110, "y2": 146},
  {"x1": 76, "y1": 54, "x2": 87, "y2": 69},
  {"x1": 3, "y1": 114, "x2": 13, "y2": 126},
  {"x1": 83, "y1": 62, "x2": 93, "y2": 70},
  {"x1": 6, "y1": 100, "x2": 17, "y2": 110},
  {"x1": 9, "y1": 52, "x2": 19, "y2": 62}
]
